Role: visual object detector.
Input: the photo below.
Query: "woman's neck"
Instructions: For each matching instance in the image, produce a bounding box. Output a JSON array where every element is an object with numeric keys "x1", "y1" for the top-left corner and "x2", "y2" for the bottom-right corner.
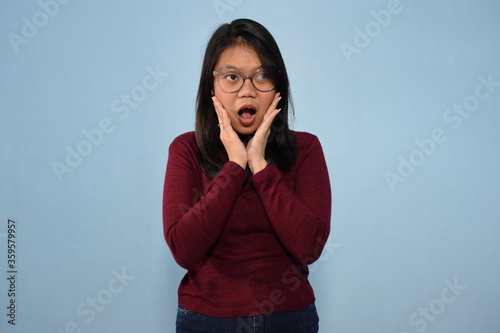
[{"x1": 238, "y1": 132, "x2": 254, "y2": 143}]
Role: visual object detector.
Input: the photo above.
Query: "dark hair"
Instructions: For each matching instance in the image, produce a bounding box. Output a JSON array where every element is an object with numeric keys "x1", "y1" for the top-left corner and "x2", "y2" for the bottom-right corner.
[{"x1": 195, "y1": 18, "x2": 296, "y2": 178}]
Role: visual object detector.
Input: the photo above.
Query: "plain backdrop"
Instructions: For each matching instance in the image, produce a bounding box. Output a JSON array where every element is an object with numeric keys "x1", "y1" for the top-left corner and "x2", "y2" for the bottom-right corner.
[{"x1": 1, "y1": 1, "x2": 499, "y2": 332}]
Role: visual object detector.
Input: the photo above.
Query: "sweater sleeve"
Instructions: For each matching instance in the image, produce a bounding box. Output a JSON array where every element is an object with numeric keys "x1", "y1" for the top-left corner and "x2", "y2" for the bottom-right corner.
[
  {"x1": 162, "y1": 136, "x2": 249, "y2": 269},
  {"x1": 251, "y1": 134, "x2": 331, "y2": 265}
]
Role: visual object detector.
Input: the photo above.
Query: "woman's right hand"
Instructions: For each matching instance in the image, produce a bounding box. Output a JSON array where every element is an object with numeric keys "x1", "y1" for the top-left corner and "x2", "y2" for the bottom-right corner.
[{"x1": 212, "y1": 96, "x2": 247, "y2": 169}]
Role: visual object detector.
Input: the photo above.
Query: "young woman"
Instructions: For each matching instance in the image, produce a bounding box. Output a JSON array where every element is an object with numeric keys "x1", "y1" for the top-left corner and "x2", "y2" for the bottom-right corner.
[{"x1": 163, "y1": 18, "x2": 331, "y2": 333}]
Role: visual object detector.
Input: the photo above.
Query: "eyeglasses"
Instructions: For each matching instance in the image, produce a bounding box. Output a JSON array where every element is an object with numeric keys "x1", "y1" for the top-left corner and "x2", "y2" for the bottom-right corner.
[{"x1": 213, "y1": 69, "x2": 275, "y2": 93}]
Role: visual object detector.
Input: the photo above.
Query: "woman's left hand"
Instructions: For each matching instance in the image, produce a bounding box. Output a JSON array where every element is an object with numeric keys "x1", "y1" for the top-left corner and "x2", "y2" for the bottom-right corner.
[{"x1": 246, "y1": 92, "x2": 282, "y2": 175}]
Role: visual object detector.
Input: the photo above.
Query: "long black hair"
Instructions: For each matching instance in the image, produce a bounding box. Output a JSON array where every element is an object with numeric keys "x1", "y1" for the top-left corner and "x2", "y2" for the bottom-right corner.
[{"x1": 195, "y1": 18, "x2": 296, "y2": 178}]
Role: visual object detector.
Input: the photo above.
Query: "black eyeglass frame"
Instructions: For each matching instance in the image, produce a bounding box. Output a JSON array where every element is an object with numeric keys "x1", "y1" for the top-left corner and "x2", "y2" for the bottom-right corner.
[{"x1": 212, "y1": 70, "x2": 276, "y2": 93}]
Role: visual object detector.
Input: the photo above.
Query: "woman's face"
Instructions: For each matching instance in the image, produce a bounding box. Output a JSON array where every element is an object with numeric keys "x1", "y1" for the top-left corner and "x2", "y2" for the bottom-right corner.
[{"x1": 213, "y1": 44, "x2": 276, "y2": 135}]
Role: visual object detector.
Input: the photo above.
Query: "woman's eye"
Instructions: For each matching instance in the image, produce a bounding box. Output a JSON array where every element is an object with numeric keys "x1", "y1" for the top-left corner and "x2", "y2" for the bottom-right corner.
[
  {"x1": 256, "y1": 72, "x2": 270, "y2": 80},
  {"x1": 224, "y1": 74, "x2": 240, "y2": 82}
]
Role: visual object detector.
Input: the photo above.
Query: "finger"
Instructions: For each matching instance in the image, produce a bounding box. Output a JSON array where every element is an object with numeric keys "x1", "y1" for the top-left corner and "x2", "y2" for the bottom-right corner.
[
  {"x1": 212, "y1": 96, "x2": 223, "y2": 125},
  {"x1": 261, "y1": 92, "x2": 282, "y2": 127},
  {"x1": 212, "y1": 96, "x2": 233, "y2": 130},
  {"x1": 268, "y1": 92, "x2": 282, "y2": 114}
]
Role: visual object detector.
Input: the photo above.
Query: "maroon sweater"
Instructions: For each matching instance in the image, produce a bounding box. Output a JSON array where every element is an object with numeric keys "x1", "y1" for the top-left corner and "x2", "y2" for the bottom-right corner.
[{"x1": 163, "y1": 131, "x2": 331, "y2": 318}]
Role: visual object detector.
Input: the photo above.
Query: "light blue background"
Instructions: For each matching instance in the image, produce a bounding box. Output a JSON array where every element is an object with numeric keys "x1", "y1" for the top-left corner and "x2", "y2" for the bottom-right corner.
[{"x1": 1, "y1": 0, "x2": 499, "y2": 332}]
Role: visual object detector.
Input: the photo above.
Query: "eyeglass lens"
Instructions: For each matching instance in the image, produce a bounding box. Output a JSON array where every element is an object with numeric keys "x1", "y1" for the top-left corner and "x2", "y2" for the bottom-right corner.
[{"x1": 218, "y1": 71, "x2": 274, "y2": 92}]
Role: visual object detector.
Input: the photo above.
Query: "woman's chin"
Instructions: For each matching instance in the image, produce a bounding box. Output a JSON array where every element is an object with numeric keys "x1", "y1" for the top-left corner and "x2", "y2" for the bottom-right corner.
[
  {"x1": 233, "y1": 123, "x2": 258, "y2": 135},
  {"x1": 233, "y1": 120, "x2": 263, "y2": 137},
  {"x1": 235, "y1": 128, "x2": 255, "y2": 136}
]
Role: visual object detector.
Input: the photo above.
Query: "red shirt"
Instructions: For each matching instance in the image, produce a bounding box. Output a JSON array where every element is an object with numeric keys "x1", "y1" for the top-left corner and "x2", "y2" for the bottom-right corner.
[{"x1": 163, "y1": 131, "x2": 331, "y2": 318}]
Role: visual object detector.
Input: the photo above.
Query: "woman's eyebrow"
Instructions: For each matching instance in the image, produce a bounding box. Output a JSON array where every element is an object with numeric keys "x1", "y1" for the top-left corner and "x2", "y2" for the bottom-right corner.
[{"x1": 217, "y1": 65, "x2": 263, "y2": 72}]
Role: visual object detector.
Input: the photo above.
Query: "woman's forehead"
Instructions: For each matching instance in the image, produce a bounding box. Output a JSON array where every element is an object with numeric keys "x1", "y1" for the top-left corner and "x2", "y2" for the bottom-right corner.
[{"x1": 215, "y1": 44, "x2": 262, "y2": 72}]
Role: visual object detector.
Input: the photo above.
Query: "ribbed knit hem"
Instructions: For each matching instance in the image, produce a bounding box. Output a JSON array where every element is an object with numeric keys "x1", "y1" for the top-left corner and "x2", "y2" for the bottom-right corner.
[{"x1": 178, "y1": 294, "x2": 315, "y2": 318}]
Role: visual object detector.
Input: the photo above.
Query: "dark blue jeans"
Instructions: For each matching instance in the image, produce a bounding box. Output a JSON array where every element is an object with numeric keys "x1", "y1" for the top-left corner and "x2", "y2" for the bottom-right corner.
[{"x1": 176, "y1": 303, "x2": 319, "y2": 333}]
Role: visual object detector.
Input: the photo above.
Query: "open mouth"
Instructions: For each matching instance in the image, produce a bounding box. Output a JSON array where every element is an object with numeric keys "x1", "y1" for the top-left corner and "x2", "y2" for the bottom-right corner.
[{"x1": 238, "y1": 106, "x2": 257, "y2": 121}]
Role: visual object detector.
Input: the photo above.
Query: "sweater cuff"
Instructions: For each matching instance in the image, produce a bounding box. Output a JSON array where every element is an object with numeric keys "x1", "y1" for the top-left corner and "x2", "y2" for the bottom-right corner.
[
  {"x1": 222, "y1": 161, "x2": 249, "y2": 184},
  {"x1": 251, "y1": 164, "x2": 280, "y2": 188}
]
